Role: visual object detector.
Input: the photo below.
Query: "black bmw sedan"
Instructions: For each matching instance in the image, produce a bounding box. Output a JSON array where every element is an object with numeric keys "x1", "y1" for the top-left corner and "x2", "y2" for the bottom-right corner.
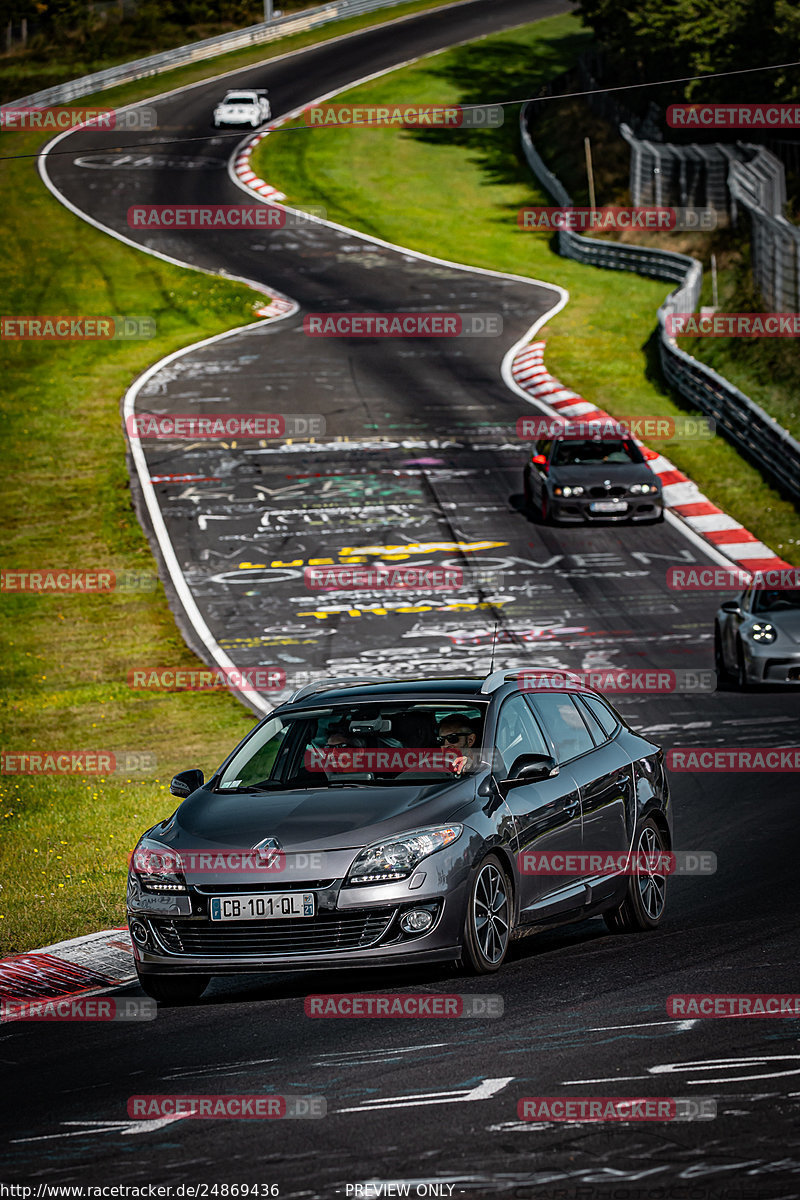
[
  {"x1": 128, "y1": 673, "x2": 672, "y2": 1002},
  {"x1": 523, "y1": 430, "x2": 664, "y2": 524}
]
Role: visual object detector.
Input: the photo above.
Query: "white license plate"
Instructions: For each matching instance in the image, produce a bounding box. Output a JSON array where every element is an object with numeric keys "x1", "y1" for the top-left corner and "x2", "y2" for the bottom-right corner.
[
  {"x1": 590, "y1": 500, "x2": 628, "y2": 513},
  {"x1": 209, "y1": 892, "x2": 315, "y2": 921}
]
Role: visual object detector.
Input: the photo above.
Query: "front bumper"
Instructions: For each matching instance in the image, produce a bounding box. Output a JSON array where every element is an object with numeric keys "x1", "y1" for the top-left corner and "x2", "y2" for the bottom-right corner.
[
  {"x1": 550, "y1": 495, "x2": 662, "y2": 523},
  {"x1": 214, "y1": 114, "x2": 257, "y2": 126},
  {"x1": 741, "y1": 641, "x2": 800, "y2": 684},
  {"x1": 127, "y1": 871, "x2": 468, "y2": 975}
]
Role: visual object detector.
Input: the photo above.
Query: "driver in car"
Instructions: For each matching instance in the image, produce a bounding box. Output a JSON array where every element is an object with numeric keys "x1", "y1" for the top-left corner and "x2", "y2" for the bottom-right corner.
[{"x1": 437, "y1": 717, "x2": 481, "y2": 776}]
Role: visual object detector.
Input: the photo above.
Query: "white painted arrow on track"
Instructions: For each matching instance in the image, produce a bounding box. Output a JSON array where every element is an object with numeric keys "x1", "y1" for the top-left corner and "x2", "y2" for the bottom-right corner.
[
  {"x1": 337, "y1": 1076, "x2": 514, "y2": 1113},
  {"x1": 11, "y1": 1115, "x2": 191, "y2": 1141}
]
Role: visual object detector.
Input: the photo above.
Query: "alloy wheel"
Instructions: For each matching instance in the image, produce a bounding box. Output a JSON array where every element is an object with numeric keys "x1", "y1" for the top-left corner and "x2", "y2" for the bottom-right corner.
[
  {"x1": 472, "y1": 861, "x2": 510, "y2": 964},
  {"x1": 635, "y1": 823, "x2": 667, "y2": 921}
]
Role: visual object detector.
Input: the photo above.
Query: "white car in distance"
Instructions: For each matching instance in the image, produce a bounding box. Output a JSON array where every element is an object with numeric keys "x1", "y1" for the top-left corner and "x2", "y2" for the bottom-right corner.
[{"x1": 213, "y1": 90, "x2": 271, "y2": 128}]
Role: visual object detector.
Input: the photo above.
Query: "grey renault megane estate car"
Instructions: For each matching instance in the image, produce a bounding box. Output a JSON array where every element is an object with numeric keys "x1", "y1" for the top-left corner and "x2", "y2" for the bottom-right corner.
[{"x1": 128, "y1": 673, "x2": 672, "y2": 1002}]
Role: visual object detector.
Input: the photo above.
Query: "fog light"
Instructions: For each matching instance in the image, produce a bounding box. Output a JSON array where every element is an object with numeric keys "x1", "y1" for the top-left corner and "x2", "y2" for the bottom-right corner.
[
  {"x1": 400, "y1": 908, "x2": 434, "y2": 934},
  {"x1": 129, "y1": 919, "x2": 149, "y2": 947}
]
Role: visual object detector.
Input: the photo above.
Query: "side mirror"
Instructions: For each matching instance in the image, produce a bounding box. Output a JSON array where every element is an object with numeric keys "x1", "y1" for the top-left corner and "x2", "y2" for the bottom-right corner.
[
  {"x1": 530, "y1": 454, "x2": 547, "y2": 466},
  {"x1": 170, "y1": 768, "x2": 204, "y2": 798},
  {"x1": 497, "y1": 754, "x2": 559, "y2": 793},
  {"x1": 721, "y1": 600, "x2": 742, "y2": 615}
]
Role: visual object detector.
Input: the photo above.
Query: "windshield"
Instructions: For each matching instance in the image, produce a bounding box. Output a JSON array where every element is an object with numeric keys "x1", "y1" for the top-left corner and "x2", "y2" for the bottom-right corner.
[
  {"x1": 552, "y1": 438, "x2": 641, "y2": 466},
  {"x1": 224, "y1": 94, "x2": 256, "y2": 104},
  {"x1": 216, "y1": 701, "x2": 488, "y2": 791},
  {"x1": 751, "y1": 588, "x2": 800, "y2": 613}
]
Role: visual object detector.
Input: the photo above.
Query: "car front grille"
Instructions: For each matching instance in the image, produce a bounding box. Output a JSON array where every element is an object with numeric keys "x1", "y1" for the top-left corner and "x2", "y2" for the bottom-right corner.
[
  {"x1": 588, "y1": 484, "x2": 627, "y2": 498},
  {"x1": 150, "y1": 908, "x2": 397, "y2": 957},
  {"x1": 191, "y1": 881, "x2": 337, "y2": 895}
]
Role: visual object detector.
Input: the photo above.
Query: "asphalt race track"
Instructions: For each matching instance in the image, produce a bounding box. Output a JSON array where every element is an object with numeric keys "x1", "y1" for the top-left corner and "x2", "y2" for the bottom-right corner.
[{"x1": 4, "y1": 0, "x2": 800, "y2": 1194}]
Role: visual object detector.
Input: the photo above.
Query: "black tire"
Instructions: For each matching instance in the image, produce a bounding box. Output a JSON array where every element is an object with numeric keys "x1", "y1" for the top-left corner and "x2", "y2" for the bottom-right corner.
[
  {"x1": 136, "y1": 970, "x2": 210, "y2": 1004},
  {"x1": 736, "y1": 639, "x2": 750, "y2": 690},
  {"x1": 714, "y1": 623, "x2": 730, "y2": 683},
  {"x1": 603, "y1": 817, "x2": 668, "y2": 934},
  {"x1": 540, "y1": 494, "x2": 550, "y2": 525},
  {"x1": 460, "y1": 854, "x2": 512, "y2": 974}
]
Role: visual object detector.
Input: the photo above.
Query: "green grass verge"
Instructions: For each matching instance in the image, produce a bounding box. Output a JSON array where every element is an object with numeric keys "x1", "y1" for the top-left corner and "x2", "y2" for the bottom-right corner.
[
  {"x1": 1, "y1": 0, "x2": 471, "y2": 957},
  {"x1": 251, "y1": 12, "x2": 800, "y2": 562},
  {"x1": 683, "y1": 240, "x2": 800, "y2": 444},
  {"x1": 0, "y1": 123, "x2": 264, "y2": 954}
]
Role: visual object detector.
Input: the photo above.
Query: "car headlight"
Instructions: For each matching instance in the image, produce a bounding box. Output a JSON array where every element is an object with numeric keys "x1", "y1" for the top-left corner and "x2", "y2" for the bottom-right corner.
[
  {"x1": 553, "y1": 486, "x2": 584, "y2": 497},
  {"x1": 630, "y1": 483, "x2": 659, "y2": 495},
  {"x1": 749, "y1": 622, "x2": 777, "y2": 643},
  {"x1": 131, "y1": 836, "x2": 186, "y2": 892},
  {"x1": 345, "y1": 825, "x2": 462, "y2": 886}
]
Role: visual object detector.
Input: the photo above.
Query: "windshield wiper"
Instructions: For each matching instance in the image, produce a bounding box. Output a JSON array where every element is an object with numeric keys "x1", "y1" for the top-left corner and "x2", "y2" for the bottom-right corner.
[
  {"x1": 325, "y1": 780, "x2": 380, "y2": 788},
  {"x1": 216, "y1": 781, "x2": 284, "y2": 793}
]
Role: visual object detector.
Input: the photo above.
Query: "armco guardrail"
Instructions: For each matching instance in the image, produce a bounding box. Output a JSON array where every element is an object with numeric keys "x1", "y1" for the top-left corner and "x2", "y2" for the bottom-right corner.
[
  {"x1": 520, "y1": 102, "x2": 800, "y2": 507},
  {"x1": 9, "y1": 0, "x2": 425, "y2": 109}
]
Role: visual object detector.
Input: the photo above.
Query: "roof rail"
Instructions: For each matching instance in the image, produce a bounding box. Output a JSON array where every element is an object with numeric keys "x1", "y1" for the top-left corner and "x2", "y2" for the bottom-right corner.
[
  {"x1": 480, "y1": 670, "x2": 520, "y2": 694},
  {"x1": 288, "y1": 676, "x2": 384, "y2": 704}
]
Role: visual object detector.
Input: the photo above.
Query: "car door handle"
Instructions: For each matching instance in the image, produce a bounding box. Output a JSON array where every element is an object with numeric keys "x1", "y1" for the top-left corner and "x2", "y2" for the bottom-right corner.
[{"x1": 564, "y1": 798, "x2": 580, "y2": 816}]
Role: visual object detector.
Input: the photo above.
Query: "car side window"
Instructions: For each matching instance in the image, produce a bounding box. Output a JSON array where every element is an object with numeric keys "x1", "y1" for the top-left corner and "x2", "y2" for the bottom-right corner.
[
  {"x1": 535, "y1": 439, "x2": 552, "y2": 462},
  {"x1": 580, "y1": 694, "x2": 619, "y2": 738},
  {"x1": 574, "y1": 695, "x2": 608, "y2": 744},
  {"x1": 494, "y1": 694, "x2": 549, "y2": 776},
  {"x1": 529, "y1": 693, "x2": 595, "y2": 763}
]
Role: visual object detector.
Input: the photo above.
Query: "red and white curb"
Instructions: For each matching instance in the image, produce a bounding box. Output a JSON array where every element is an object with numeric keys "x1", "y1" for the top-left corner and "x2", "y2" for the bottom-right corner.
[
  {"x1": 511, "y1": 341, "x2": 791, "y2": 575},
  {"x1": 232, "y1": 118, "x2": 302, "y2": 321},
  {"x1": 233, "y1": 118, "x2": 290, "y2": 206},
  {"x1": 0, "y1": 929, "x2": 135, "y2": 1016},
  {"x1": 253, "y1": 293, "x2": 295, "y2": 318}
]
